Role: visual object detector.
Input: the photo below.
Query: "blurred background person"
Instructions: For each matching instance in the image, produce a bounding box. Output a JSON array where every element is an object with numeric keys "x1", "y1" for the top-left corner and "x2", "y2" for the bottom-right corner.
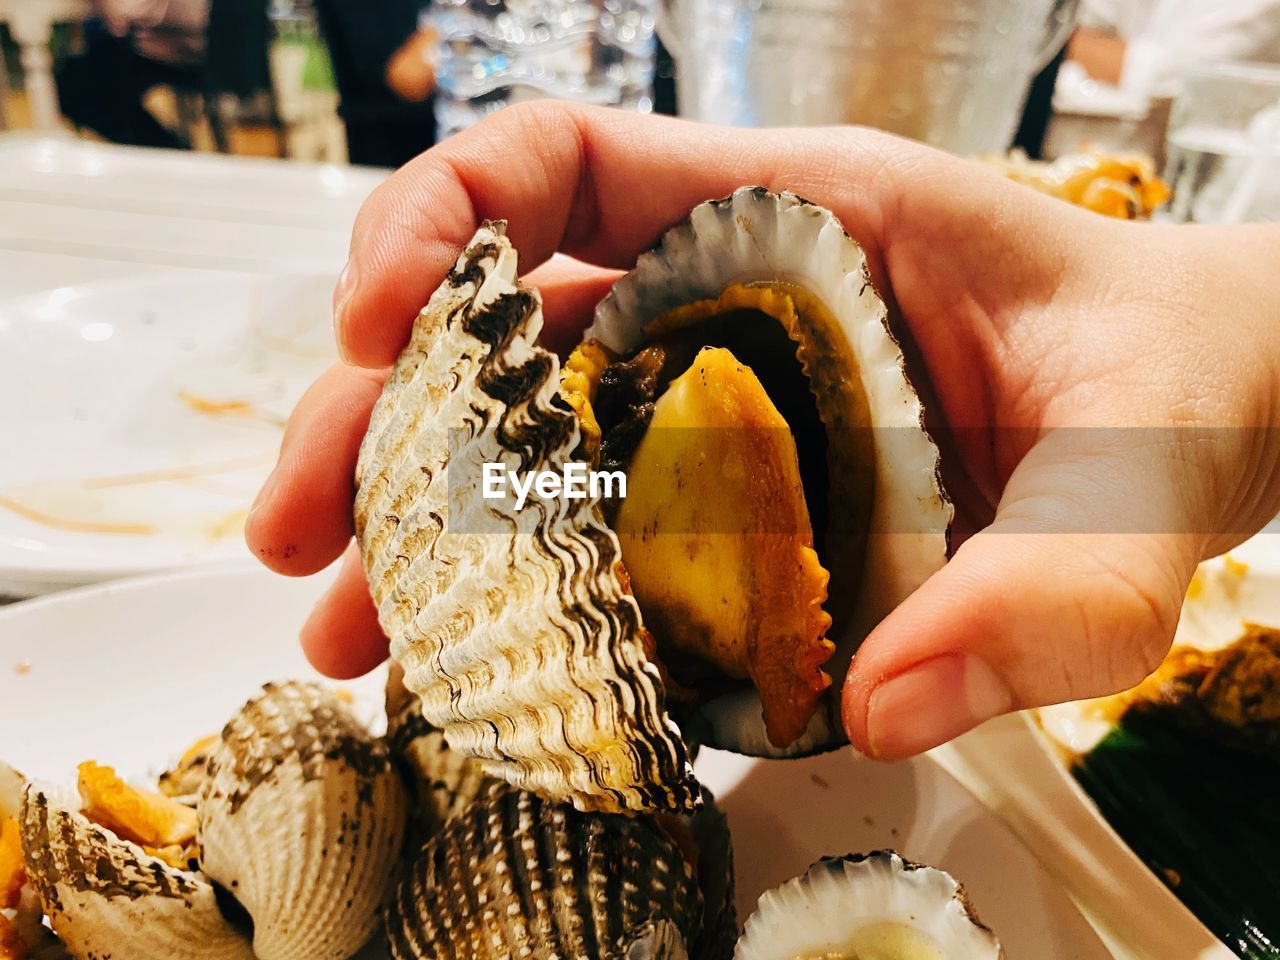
[
  {"x1": 55, "y1": 0, "x2": 210, "y2": 149},
  {"x1": 1050, "y1": 0, "x2": 1280, "y2": 160},
  {"x1": 1069, "y1": 0, "x2": 1280, "y2": 95},
  {"x1": 314, "y1": 0, "x2": 437, "y2": 167}
]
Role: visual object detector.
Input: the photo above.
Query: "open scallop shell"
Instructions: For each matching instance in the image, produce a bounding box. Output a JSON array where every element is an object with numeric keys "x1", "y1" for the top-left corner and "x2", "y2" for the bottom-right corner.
[
  {"x1": 356, "y1": 189, "x2": 950, "y2": 810},
  {"x1": 735, "y1": 851, "x2": 1003, "y2": 960},
  {"x1": 198, "y1": 681, "x2": 407, "y2": 960},
  {"x1": 20, "y1": 784, "x2": 254, "y2": 960},
  {"x1": 589, "y1": 188, "x2": 951, "y2": 756},
  {"x1": 385, "y1": 782, "x2": 729, "y2": 960}
]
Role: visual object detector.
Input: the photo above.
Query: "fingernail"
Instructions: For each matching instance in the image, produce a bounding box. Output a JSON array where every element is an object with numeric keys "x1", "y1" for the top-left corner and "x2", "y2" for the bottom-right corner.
[
  {"x1": 333, "y1": 259, "x2": 359, "y2": 363},
  {"x1": 865, "y1": 654, "x2": 1013, "y2": 759},
  {"x1": 246, "y1": 468, "x2": 278, "y2": 534}
]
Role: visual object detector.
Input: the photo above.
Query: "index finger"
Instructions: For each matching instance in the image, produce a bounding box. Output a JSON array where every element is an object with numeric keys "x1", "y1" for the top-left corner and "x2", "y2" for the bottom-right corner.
[{"x1": 335, "y1": 103, "x2": 903, "y2": 367}]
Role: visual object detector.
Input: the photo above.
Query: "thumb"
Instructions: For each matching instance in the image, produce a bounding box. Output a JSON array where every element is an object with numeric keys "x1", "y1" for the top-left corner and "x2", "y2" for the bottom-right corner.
[{"x1": 842, "y1": 428, "x2": 1203, "y2": 760}]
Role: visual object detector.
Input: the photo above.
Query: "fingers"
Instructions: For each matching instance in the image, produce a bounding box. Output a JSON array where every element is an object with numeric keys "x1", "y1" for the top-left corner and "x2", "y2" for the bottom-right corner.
[
  {"x1": 842, "y1": 431, "x2": 1203, "y2": 760},
  {"x1": 301, "y1": 542, "x2": 389, "y2": 679},
  {"x1": 245, "y1": 362, "x2": 388, "y2": 576},
  {"x1": 334, "y1": 102, "x2": 907, "y2": 367},
  {"x1": 524, "y1": 255, "x2": 622, "y2": 357}
]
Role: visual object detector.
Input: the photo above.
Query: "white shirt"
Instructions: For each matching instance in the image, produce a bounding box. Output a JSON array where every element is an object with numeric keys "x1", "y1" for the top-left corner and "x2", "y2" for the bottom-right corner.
[{"x1": 1081, "y1": 0, "x2": 1280, "y2": 101}]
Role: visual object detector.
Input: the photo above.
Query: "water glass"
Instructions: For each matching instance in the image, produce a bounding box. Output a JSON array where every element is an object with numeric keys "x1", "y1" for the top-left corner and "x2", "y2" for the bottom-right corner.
[{"x1": 425, "y1": 0, "x2": 657, "y2": 140}]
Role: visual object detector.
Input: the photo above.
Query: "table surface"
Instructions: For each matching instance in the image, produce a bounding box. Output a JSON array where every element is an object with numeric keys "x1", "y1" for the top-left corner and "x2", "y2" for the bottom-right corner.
[{"x1": 0, "y1": 134, "x2": 386, "y2": 296}]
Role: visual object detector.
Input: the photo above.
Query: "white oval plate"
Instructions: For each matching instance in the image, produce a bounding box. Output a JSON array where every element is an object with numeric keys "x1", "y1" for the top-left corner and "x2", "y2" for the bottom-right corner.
[
  {"x1": 0, "y1": 563, "x2": 1110, "y2": 958},
  {"x1": 0, "y1": 272, "x2": 336, "y2": 597}
]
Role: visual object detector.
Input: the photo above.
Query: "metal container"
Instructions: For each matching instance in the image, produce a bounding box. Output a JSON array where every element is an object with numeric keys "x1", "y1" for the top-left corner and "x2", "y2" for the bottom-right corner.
[{"x1": 659, "y1": 0, "x2": 1077, "y2": 154}]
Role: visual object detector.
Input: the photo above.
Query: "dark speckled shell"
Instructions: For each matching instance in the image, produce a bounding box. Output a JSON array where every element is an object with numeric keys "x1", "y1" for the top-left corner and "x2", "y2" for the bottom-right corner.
[{"x1": 386, "y1": 782, "x2": 711, "y2": 960}]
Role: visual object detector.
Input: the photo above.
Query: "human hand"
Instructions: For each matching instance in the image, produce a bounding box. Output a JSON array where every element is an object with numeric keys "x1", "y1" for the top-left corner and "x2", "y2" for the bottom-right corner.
[
  {"x1": 246, "y1": 102, "x2": 1280, "y2": 760},
  {"x1": 1066, "y1": 27, "x2": 1127, "y2": 86},
  {"x1": 386, "y1": 26, "x2": 439, "y2": 103}
]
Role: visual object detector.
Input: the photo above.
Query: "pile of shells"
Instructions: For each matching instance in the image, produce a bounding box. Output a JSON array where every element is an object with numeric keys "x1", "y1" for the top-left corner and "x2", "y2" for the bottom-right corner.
[
  {"x1": 17, "y1": 682, "x2": 407, "y2": 960},
  {"x1": 382, "y1": 667, "x2": 737, "y2": 960}
]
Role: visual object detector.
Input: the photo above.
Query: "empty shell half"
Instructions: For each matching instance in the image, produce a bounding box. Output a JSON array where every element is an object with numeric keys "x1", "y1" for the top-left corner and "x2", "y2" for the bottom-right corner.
[
  {"x1": 20, "y1": 784, "x2": 254, "y2": 960},
  {"x1": 385, "y1": 782, "x2": 734, "y2": 960},
  {"x1": 735, "y1": 851, "x2": 1003, "y2": 960},
  {"x1": 199, "y1": 681, "x2": 408, "y2": 960},
  {"x1": 355, "y1": 224, "x2": 697, "y2": 814},
  {"x1": 356, "y1": 189, "x2": 951, "y2": 811}
]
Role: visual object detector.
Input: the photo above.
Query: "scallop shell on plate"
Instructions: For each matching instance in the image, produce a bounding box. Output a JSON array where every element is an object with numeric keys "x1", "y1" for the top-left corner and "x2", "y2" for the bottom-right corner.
[
  {"x1": 12, "y1": 682, "x2": 408, "y2": 960},
  {"x1": 20, "y1": 784, "x2": 255, "y2": 960},
  {"x1": 735, "y1": 851, "x2": 1003, "y2": 960},
  {"x1": 355, "y1": 189, "x2": 950, "y2": 812},
  {"x1": 199, "y1": 681, "x2": 408, "y2": 960}
]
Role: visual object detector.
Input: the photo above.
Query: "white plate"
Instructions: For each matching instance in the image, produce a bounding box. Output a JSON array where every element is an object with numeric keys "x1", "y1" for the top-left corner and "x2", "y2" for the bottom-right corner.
[
  {"x1": 0, "y1": 563, "x2": 1111, "y2": 959},
  {"x1": 936, "y1": 544, "x2": 1280, "y2": 960},
  {"x1": 0, "y1": 272, "x2": 336, "y2": 596},
  {"x1": 0, "y1": 136, "x2": 383, "y2": 230}
]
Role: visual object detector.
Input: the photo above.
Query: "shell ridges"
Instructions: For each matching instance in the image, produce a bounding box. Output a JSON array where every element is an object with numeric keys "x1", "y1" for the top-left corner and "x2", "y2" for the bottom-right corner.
[{"x1": 355, "y1": 223, "x2": 699, "y2": 814}]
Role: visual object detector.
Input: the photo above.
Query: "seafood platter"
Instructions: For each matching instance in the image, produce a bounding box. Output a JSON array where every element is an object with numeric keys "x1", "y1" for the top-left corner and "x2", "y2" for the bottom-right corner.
[{"x1": 0, "y1": 188, "x2": 1268, "y2": 958}]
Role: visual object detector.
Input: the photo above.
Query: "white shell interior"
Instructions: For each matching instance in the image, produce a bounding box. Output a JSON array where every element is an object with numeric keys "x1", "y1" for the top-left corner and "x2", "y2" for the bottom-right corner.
[
  {"x1": 589, "y1": 188, "x2": 953, "y2": 756},
  {"x1": 735, "y1": 853, "x2": 1002, "y2": 960}
]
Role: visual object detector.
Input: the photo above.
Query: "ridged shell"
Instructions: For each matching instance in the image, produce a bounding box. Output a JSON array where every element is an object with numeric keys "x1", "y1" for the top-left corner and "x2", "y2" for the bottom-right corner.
[
  {"x1": 687, "y1": 797, "x2": 737, "y2": 960},
  {"x1": 355, "y1": 223, "x2": 697, "y2": 814},
  {"x1": 622, "y1": 921, "x2": 690, "y2": 960},
  {"x1": 158, "y1": 735, "x2": 219, "y2": 799},
  {"x1": 20, "y1": 784, "x2": 254, "y2": 960},
  {"x1": 387, "y1": 697, "x2": 494, "y2": 838},
  {"x1": 198, "y1": 681, "x2": 408, "y2": 960},
  {"x1": 385, "y1": 659, "x2": 493, "y2": 834},
  {"x1": 589, "y1": 187, "x2": 952, "y2": 757},
  {"x1": 734, "y1": 851, "x2": 1003, "y2": 960},
  {"x1": 385, "y1": 782, "x2": 707, "y2": 960}
]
